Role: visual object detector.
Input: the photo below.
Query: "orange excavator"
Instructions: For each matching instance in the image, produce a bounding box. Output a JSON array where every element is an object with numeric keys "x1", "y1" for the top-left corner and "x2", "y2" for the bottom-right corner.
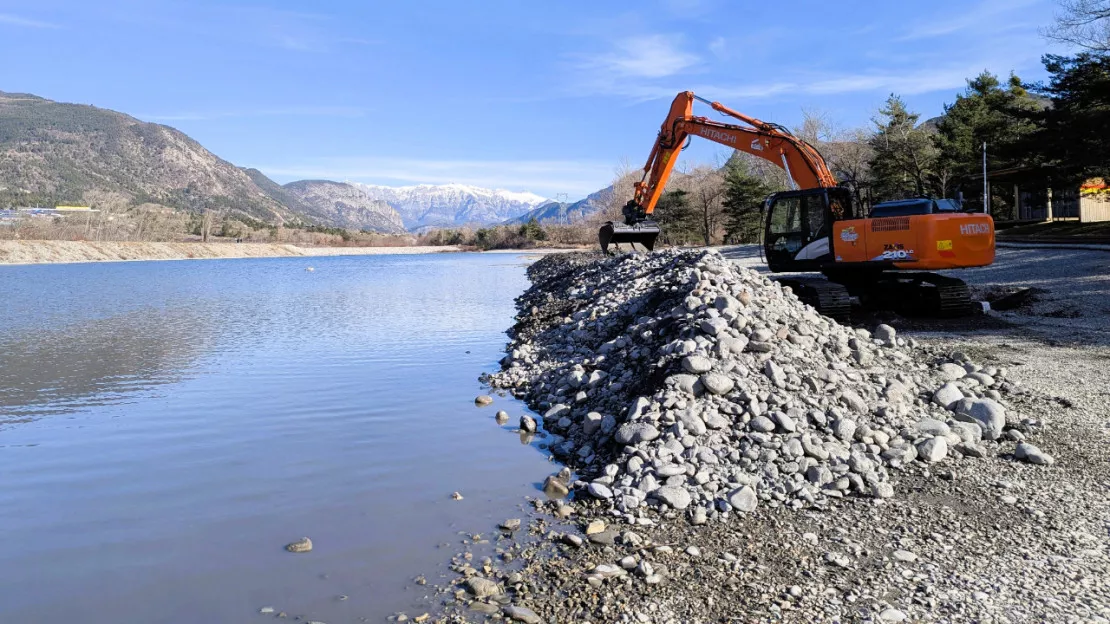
[{"x1": 600, "y1": 91, "x2": 995, "y2": 318}]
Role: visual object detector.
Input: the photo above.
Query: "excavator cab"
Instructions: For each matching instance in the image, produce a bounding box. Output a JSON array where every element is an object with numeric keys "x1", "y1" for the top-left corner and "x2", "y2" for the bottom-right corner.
[
  {"x1": 763, "y1": 187, "x2": 854, "y2": 272},
  {"x1": 599, "y1": 201, "x2": 660, "y2": 254}
]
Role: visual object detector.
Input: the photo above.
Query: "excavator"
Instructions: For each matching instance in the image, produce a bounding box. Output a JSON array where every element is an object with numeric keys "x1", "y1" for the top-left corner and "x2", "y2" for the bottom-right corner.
[{"x1": 599, "y1": 91, "x2": 995, "y2": 318}]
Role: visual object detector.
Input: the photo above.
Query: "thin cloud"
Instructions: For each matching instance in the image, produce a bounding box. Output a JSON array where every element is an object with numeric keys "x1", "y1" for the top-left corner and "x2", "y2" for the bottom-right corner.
[
  {"x1": 575, "y1": 34, "x2": 702, "y2": 80},
  {"x1": 898, "y1": 0, "x2": 1041, "y2": 40},
  {"x1": 142, "y1": 106, "x2": 368, "y2": 122},
  {"x1": 570, "y1": 54, "x2": 1043, "y2": 103},
  {"x1": 708, "y1": 36, "x2": 727, "y2": 59},
  {"x1": 256, "y1": 157, "x2": 616, "y2": 199},
  {"x1": 0, "y1": 13, "x2": 64, "y2": 29}
]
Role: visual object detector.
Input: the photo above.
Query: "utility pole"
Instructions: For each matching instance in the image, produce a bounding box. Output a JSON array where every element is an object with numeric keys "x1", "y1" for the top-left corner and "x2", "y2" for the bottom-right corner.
[{"x1": 982, "y1": 142, "x2": 989, "y2": 215}]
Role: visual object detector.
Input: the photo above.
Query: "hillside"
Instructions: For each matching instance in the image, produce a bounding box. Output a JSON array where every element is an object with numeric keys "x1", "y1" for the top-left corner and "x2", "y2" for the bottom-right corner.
[
  {"x1": 507, "y1": 184, "x2": 613, "y2": 225},
  {"x1": 0, "y1": 91, "x2": 299, "y2": 223},
  {"x1": 283, "y1": 180, "x2": 406, "y2": 233}
]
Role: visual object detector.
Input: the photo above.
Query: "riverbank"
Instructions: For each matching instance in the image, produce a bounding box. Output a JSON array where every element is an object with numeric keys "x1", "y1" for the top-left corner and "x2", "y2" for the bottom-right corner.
[
  {"x1": 0, "y1": 240, "x2": 462, "y2": 265},
  {"x1": 418, "y1": 249, "x2": 1110, "y2": 623}
]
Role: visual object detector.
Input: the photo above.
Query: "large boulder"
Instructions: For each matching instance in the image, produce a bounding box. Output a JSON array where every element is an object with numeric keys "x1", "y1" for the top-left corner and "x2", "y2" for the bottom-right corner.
[
  {"x1": 953, "y1": 398, "x2": 1006, "y2": 440},
  {"x1": 932, "y1": 383, "x2": 964, "y2": 409}
]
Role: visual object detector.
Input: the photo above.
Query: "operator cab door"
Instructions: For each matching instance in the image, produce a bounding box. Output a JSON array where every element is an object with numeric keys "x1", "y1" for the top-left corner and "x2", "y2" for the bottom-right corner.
[{"x1": 764, "y1": 188, "x2": 847, "y2": 272}]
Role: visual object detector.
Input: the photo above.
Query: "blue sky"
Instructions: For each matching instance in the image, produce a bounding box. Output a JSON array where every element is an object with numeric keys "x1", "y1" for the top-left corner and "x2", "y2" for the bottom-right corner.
[{"x1": 0, "y1": 0, "x2": 1065, "y2": 199}]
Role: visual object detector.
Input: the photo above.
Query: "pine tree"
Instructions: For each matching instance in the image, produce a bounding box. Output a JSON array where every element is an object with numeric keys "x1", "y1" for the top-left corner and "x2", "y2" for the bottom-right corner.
[
  {"x1": 721, "y1": 162, "x2": 773, "y2": 243},
  {"x1": 934, "y1": 71, "x2": 1042, "y2": 193},
  {"x1": 1028, "y1": 53, "x2": 1110, "y2": 184},
  {"x1": 654, "y1": 189, "x2": 700, "y2": 245},
  {"x1": 868, "y1": 95, "x2": 937, "y2": 200}
]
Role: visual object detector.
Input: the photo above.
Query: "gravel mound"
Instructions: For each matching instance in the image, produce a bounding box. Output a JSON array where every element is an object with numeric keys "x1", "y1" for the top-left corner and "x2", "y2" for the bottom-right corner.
[{"x1": 488, "y1": 249, "x2": 1041, "y2": 521}]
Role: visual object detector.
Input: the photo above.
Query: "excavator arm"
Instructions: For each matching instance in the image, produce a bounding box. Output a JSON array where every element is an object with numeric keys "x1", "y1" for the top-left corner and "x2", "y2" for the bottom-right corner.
[
  {"x1": 635, "y1": 91, "x2": 838, "y2": 215},
  {"x1": 600, "y1": 91, "x2": 838, "y2": 253}
]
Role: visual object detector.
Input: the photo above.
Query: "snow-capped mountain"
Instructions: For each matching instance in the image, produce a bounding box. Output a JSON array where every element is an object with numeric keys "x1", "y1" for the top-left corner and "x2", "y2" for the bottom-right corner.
[{"x1": 347, "y1": 182, "x2": 549, "y2": 229}]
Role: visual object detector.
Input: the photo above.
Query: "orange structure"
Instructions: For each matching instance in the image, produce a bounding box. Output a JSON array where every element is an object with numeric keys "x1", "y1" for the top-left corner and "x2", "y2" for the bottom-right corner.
[{"x1": 601, "y1": 91, "x2": 996, "y2": 317}]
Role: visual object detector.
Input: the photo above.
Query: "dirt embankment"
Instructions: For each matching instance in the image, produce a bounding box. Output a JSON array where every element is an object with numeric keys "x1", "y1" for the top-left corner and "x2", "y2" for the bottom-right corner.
[{"x1": 0, "y1": 240, "x2": 461, "y2": 265}]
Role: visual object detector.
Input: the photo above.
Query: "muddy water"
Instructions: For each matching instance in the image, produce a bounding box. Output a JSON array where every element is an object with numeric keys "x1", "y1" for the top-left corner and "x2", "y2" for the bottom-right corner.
[{"x1": 0, "y1": 253, "x2": 555, "y2": 623}]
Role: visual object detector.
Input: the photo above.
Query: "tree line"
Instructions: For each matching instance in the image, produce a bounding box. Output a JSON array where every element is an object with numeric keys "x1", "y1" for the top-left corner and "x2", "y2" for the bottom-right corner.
[{"x1": 608, "y1": 2, "x2": 1110, "y2": 244}]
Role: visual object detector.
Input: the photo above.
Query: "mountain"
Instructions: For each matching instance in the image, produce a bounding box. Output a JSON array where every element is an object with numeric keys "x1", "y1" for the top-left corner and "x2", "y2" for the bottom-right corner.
[
  {"x1": 0, "y1": 90, "x2": 552, "y2": 234},
  {"x1": 347, "y1": 182, "x2": 548, "y2": 229},
  {"x1": 282, "y1": 180, "x2": 406, "y2": 233},
  {"x1": 0, "y1": 91, "x2": 294, "y2": 223},
  {"x1": 507, "y1": 184, "x2": 613, "y2": 225}
]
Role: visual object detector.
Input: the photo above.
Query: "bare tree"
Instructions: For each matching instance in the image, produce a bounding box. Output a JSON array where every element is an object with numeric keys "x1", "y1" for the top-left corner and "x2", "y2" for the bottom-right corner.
[
  {"x1": 795, "y1": 109, "x2": 873, "y2": 187},
  {"x1": 1045, "y1": 0, "x2": 1110, "y2": 52},
  {"x1": 685, "y1": 165, "x2": 727, "y2": 246},
  {"x1": 200, "y1": 209, "x2": 214, "y2": 242}
]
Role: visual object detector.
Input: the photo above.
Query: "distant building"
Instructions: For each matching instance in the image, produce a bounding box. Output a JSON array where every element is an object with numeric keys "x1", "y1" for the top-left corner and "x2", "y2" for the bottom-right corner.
[
  {"x1": 976, "y1": 170, "x2": 1107, "y2": 223},
  {"x1": 1079, "y1": 179, "x2": 1110, "y2": 223}
]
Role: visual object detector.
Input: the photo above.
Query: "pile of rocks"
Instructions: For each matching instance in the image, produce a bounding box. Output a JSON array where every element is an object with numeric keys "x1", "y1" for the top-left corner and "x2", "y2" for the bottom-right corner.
[{"x1": 488, "y1": 250, "x2": 1050, "y2": 523}]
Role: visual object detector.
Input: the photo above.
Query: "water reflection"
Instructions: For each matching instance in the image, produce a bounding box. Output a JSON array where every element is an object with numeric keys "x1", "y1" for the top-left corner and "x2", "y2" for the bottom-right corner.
[
  {"x1": 0, "y1": 307, "x2": 212, "y2": 422},
  {"x1": 0, "y1": 254, "x2": 558, "y2": 624}
]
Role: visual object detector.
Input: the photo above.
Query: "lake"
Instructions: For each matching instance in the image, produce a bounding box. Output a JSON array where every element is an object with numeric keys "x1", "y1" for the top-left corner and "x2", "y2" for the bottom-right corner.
[{"x1": 0, "y1": 253, "x2": 556, "y2": 623}]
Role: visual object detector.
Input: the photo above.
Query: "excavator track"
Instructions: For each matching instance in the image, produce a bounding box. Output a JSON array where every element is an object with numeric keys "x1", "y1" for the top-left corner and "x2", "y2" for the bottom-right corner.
[
  {"x1": 850, "y1": 273, "x2": 974, "y2": 318},
  {"x1": 776, "y1": 278, "x2": 851, "y2": 322}
]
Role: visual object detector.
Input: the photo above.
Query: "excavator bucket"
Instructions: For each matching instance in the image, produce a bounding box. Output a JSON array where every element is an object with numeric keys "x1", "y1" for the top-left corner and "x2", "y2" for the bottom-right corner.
[{"x1": 599, "y1": 220, "x2": 661, "y2": 255}]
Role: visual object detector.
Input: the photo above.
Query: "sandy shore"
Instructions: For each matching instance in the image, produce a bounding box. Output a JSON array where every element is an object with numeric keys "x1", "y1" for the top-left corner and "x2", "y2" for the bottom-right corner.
[{"x1": 0, "y1": 240, "x2": 463, "y2": 265}]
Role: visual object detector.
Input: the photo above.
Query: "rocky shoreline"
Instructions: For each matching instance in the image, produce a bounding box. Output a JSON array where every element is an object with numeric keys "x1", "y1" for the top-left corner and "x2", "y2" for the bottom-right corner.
[{"x1": 408, "y1": 250, "x2": 1109, "y2": 624}]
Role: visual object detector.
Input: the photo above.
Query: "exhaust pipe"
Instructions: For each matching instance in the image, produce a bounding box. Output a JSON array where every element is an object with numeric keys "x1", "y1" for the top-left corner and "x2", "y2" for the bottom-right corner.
[{"x1": 599, "y1": 220, "x2": 661, "y2": 255}]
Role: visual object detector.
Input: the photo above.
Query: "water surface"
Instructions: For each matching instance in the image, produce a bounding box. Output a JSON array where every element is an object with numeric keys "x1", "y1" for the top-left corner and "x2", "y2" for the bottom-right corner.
[{"x1": 0, "y1": 253, "x2": 554, "y2": 623}]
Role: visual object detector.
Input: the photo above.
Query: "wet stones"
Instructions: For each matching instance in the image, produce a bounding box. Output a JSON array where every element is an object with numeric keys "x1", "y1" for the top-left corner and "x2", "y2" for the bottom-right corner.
[
  {"x1": 464, "y1": 577, "x2": 502, "y2": 598},
  {"x1": 503, "y1": 605, "x2": 543, "y2": 624},
  {"x1": 285, "y1": 537, "x2": 312, "y2": 553},
  {"x1": 475, "y1": 395, "x2": 494, "y2": 406},
  {"x1": 542, "y1": 475, "x2": 569, "y2": 498}
]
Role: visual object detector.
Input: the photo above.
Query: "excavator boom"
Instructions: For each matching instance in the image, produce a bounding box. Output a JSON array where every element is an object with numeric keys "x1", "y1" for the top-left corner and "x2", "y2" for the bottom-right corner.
[{"x1": 601, "y1": 91, "x2": 836, "y2": 253}]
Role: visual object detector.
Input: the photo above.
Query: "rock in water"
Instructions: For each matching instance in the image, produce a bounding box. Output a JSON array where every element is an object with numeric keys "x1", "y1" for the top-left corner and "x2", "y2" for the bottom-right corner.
[
  {"x1": 542, "y1": 475, "x2": 569, "y2": 498},
  {"x1": 520, "y1": 415, "x2": 537, "y2": 432},
  {"x1": 499, "y1": 518, "x2": 522, "y2": 531},
  {"x1": 465, "y1": 577, "x2": 501, "y2": 598},
  {"x1": 285, "y1": 537, "x2": 312, "y2": 553},
  {"x1": 474, "y1": 395, "x2": 494, "y2": 406},
  {"x1": 495, "y1": 410, "x2": 509, "y2": 423}
]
